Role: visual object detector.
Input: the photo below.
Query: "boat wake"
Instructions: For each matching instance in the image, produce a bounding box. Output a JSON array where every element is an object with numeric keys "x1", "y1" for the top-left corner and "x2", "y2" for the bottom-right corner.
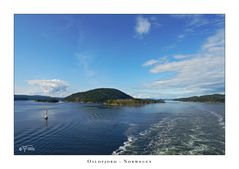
[{"x1": 112, "y1": 109, "x2": 225, "y2": 155}]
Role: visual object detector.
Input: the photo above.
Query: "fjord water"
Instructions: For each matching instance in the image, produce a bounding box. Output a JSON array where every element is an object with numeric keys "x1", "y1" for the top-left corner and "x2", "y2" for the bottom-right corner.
[{"x1": 14, "y1": 101, "x2": 224, "y2": 155}]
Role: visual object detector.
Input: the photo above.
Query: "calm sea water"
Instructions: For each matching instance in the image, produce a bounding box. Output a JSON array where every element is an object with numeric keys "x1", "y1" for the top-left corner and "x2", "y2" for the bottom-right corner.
[{"x1": 14, "y1": 101, "x2": 225, "y2": 155}]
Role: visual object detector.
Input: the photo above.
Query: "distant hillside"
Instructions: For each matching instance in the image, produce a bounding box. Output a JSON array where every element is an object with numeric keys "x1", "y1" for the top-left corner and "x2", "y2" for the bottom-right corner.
[
  {"x1": 174, "y1": 94, "x2": 225, "y2": 103},
  {"x1": 14, "y1": 95, "x2": 62, "y2": 102},
  {"x1": 65, "y1": 88, "x2": 133, "y2": 103}
]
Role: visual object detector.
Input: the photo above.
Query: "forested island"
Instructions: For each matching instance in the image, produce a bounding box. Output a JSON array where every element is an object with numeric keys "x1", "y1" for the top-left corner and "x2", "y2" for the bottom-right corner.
[
  {"x1": 64, "y1": 88, "x2": 164, "y2": 105},
  {"x1": 174, "y1": 94, "x2": 225, "y2": 103},
  {"x1": 105, "y1": 98, "x2": 164, "y2": 106}
]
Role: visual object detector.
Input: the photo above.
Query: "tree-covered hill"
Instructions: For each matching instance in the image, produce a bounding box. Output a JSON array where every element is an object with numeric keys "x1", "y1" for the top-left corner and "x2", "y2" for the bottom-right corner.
[
  {"x1": 64, "y1": 88, "x2": 133, "y2": 103},
  {"x1": 64, "y1": 88, "x2": 165, "y2": 105},
  {"x1": 174, "y1": 94, "x2": 225, "y2": 103}
]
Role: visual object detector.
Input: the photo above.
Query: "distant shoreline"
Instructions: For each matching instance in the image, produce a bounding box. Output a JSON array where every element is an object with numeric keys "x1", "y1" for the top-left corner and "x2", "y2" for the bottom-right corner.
[
  {"x1": 173, "y1": 94, "x2": 225, "y2": 103},
  {"x1": 14, "y1": 92, "x2": 225, "y2": 105}
]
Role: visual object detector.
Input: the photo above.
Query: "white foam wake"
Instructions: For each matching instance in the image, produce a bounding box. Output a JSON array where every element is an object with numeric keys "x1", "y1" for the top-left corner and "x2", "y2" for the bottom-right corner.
[
  {"x1": 112, "y1": 136, "x2": 136, "y2": 155},
  {"x1": 208, "y1": 110, "x2": 225, "y2": 128}
]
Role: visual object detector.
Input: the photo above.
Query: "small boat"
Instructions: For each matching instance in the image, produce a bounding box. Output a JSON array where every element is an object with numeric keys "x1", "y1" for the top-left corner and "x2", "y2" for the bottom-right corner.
[{"x1": 44, "y1": 109, "x2": 48, "y2": 120}]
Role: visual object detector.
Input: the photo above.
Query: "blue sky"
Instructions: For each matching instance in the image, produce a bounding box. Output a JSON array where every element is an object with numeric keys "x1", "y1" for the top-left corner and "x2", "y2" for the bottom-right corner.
[{"x1": 15, "y1": 14, "x2": 225, "y2": 98}]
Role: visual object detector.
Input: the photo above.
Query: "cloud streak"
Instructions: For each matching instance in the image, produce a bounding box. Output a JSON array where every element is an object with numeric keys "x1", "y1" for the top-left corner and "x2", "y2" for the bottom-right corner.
[
  {"x1": 142, "y1": 28, "x2": 225, "y2": 98},
  {"x1": 171, "y1": 14, "x2": 209, "y2": 30},
  {"x1": 171, "y1": 14, "x2": 224, "y2": 44},
  {"x1": 142, "y1": 59, "x2": 158, "y2": 67},
  {"x1": 75, "y1": 53, "x2": 95, "y2": 77}
]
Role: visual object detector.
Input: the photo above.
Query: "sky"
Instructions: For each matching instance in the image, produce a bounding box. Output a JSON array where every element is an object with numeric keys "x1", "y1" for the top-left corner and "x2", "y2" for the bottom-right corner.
[{"x1": 14, "y1": 14, "x2": 225, "y2": 98}]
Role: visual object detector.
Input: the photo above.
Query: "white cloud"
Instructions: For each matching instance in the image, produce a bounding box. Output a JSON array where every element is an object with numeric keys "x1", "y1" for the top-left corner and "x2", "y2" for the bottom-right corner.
[
  {"x1": 142, "y1": 56, "x2": 171, "y2": 68},
  {"x1": 27, "y1": 79, "x2": 69, "y2": 96},
  {"x1": 202, "y1": 29, "x2": 224, "y2": 53},
  {"x1": 142, "y1": 59, "x2": 158, "y2": 67},
  {"x1": 135, "y1": 16, "x2": 151, "y2": 37},
  {"x1": 142, "y1": 29, "x2": 225, "y2": 98}
]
